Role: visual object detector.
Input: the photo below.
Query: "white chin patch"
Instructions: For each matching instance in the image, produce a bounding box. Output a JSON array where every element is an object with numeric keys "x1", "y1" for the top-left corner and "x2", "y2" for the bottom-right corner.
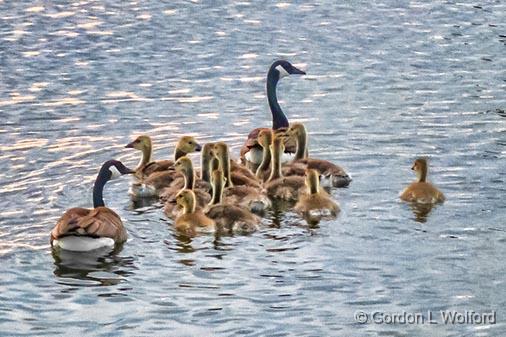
[
  {"x1": 275, "y1": 65, "x2": 289, "y2": 78},
  {"x1": 109, "y1": 166, "x2": 122, "y2": 179}
]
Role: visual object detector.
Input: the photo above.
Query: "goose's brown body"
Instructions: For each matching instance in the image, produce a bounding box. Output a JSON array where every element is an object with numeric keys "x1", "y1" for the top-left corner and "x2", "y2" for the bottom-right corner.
[{"x1": 51, "y1": 207, "x2": 127, "y2": 244}]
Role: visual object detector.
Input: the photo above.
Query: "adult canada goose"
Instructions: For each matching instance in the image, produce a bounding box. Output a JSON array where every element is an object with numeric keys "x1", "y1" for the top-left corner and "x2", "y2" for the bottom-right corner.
[
  {"x1": 264, "y1": 134, "x2": 306, "y2": 201},
  {"x1": 206, "y1": 169, "x2": 260, "y2": 234},
  {"x1": 214, "y1": 142, "x2": 261, "y2": 189},
  {"x1": 174, "y1": 189, "x2": 215, "y2": 237},
  {"x1": 51, "y1": 160, "x2": 134, "y2": 252},
  {"x1": 285, "y1": 122, "x2": 352, "y2": 187},
  {"x1": 240, "y1": 60, "x2": 306, "y2": 168},
  {"x1": 162, "y1": 156, "x2": 212, "y2": 219},
  {"x1": 128, "y1": 136, "x2": 202, "y2": 198},
  {"x1": 294, "y1": 169, "x2": 340, "y2": 217},
  {"x1": 400, "y1": 158, "x2": 445, "y2": 204},
  {"x1": 125, "y1": 135, "x2": 202, "y2": 179}
]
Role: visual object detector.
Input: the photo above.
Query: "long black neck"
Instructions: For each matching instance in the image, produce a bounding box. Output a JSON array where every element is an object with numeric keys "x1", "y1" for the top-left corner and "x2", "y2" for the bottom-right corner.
[
  {"x1": 93, "y1": 170, "x2": 109, "y2": 208},
  {"x1": 267, "y1": 71, "x2": 288, "y2": 130}
]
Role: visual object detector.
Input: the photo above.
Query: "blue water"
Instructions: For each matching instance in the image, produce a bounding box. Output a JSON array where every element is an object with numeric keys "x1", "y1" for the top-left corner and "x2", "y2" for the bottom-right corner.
[{"x1": 0, "y1": 1, "x2": 505, "y2": 336}]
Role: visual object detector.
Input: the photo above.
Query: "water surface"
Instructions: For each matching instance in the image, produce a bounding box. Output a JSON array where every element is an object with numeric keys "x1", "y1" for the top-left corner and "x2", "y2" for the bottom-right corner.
[{"x1": 0, "y1": 1, "x2": 505, "y2": 336}]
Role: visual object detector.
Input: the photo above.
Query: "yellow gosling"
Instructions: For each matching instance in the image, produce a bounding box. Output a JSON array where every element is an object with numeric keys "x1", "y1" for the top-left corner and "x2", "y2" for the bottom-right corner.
[{"x1": 400, "y1": 158, "x2": 445, "y2": 204}]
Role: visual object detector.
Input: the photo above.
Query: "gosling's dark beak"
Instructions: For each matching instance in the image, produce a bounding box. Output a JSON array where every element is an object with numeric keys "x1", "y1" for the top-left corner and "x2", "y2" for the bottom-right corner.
[
  {"x1": 195, "y1": 143, "x2": 202, "y2": 152},
  {"x1": 411, "y1": 166, "x2": 415, "y2": 171},
  {"x1": 290, "y1": 65, "x2": 306, "y2": 75},
  {"x1": 125, "y1": 141, "x2": 134, "y2": 149}
]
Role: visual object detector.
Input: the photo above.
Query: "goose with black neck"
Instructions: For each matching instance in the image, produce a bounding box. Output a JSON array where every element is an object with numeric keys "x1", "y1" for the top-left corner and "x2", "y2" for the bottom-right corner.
[
  {"x1": 240, "y1": 60, "x2": 306, "y2": 168},
  {"x1": 51, "y1": 160, "x2": 134, "y2": 252}
]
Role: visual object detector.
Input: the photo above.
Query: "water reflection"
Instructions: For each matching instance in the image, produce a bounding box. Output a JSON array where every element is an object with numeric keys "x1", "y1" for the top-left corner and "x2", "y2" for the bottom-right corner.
[
  {"x1": 52, "y1": 244, "x2": 135, "y2": 286},
  {"x1": 407, "y1": 202, "x2": 436, "y2": 223}
]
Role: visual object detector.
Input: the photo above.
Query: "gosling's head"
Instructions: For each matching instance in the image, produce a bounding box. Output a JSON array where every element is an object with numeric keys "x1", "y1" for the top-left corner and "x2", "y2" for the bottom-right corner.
[
  {"x1": 202, "y1": 143, "x2": 215, "y2": 160},
  {"x1": 305, "y1": 169, "x2": 320, "y2": 194},
  {"x1": 125, "y1": 135, "x2": 151, "y2": 151},
  {"x1": 213, "y1": 142, "x2": 229, "y2": 160},
  {"x1": 412, "y1": 157, "x2": 428, "y2": 178},
  {"x1": 257, "y1": 129, "x2": 273, "y2": 148},
  {"x1": 177, "y1": 136, "x2": 202, "y2": 154},
  {"x1": 174, "y1": 156, "x2": 193, "y2": 173},
  {"x1": 176, "y1": 189, "x2": 196, "y2": 213}
]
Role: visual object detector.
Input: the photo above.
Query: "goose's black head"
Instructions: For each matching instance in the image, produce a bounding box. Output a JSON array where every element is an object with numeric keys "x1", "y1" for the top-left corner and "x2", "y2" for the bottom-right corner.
[
  {"x1": 100, "y1": 159, "x2": 135, "y2": 181},
  {"x1": 269, "y1": 60, "x2": 306, "y2": 80}
]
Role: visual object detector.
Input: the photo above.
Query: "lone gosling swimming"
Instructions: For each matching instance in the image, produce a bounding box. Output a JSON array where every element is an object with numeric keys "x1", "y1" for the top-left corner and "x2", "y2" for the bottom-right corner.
[{"x1": 400, "y1": 158, "x2": 445, "y2": 204}]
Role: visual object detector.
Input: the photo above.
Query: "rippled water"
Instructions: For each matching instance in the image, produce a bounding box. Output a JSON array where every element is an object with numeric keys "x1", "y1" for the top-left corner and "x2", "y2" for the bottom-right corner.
[{"x1": 1, "y1": 1, "x2": 505, "y2": 336}]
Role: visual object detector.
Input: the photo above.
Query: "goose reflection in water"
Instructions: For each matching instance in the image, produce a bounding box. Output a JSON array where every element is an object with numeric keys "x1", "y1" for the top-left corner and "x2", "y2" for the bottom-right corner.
[
  {"x1": 52, "y1": 244, "x2": 135, "y2": 286},
  {"x1": 408, "y1": 202, "x2": 436, "y2": 223}
]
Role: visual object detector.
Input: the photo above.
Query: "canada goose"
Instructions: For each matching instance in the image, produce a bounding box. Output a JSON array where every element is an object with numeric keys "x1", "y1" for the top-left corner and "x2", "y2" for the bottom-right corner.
[
  {"x1": 128, "y1": 136, "x2": 202, "y2": 197},
  {"x1": 400, "y1": 158, "x2": 445, "y2": 204},
  {"x1": 240, "y1": 60, "x2": 306, "y2": 168},
  {"x1": 174, "y1": 189, "x2": 215, "y2": 237},
  {"x1": 294, "y1": 169, "x2": 340, "y2": 217},
  {"x1": 285, "y1": 122, "x2": 352, "y2": 187},
  {"x1": 264, "y1": 134, "x2": 305, "y2": 201},
  {"x1": 162, "y1": 156, "x2": 211, "y2": 219},
  {"x1": 214, "y1": 142, "x2": 261, "y2": 189},
  {"x1": 125, "y1": 135, "x2": 202, "y2": 179},
  {"x1": 51, "y1": 160, "x2": 134, "y2": 252},
  {"x1": 206, "y1": 169, "x2": 260, "y2": 234}
]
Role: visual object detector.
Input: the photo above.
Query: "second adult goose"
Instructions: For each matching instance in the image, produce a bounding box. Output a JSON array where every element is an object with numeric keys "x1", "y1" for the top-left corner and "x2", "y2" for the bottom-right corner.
[
  {"x1": 51, "y1": 160, "x2": 133, "y2": 252},
  {"x1": 240, "y1": 60, "x2": 306, "y2": 168}
]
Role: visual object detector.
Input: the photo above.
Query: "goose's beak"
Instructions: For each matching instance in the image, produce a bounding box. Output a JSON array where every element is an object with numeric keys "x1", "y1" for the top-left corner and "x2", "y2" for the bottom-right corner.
[
  {"x1": 290, "y1": 66, "x2": 306, "y2": 75},
  {"x1": 125, "y1": 141, "x2": 134, "y2": 149},
  {"x1": 195, "y1": 143, "x2": 202, "y2": 152},
  {"x1": 121, "y1": 167, "x2": 136, "y2": 175}
]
